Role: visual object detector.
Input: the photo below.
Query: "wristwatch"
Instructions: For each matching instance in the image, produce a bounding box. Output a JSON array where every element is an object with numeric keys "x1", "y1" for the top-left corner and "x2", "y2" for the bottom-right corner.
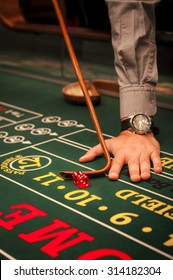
[{"x1": 121, "y1": 114, "x2": 153, "y2": 135}]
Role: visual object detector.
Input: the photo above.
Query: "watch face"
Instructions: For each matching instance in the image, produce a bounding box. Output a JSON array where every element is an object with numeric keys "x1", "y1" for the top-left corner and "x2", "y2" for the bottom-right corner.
[{"x1": 131, "y1": 114, "x2": 151, "y2": 133}]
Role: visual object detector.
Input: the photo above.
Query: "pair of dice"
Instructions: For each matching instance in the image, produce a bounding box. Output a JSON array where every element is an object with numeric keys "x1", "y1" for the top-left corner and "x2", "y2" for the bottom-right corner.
[{"x1": 72, "y1": 171, "x2": 90, "y2": 188}]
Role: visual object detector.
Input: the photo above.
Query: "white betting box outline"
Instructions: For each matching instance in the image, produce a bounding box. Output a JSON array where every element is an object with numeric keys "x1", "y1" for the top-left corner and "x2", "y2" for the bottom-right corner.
[
  {"x1": 0, "y1": 138, "x2": 172, "y2": 260},
  {"x1": 0, "y1": 172, "x2": 172, "y2": 260},
  {"x1": 0, "y1": 102, "x2": 43, "y2": 128},
  {"x1": 0, "y1": 138, "x2": 172, "y2": 200}
]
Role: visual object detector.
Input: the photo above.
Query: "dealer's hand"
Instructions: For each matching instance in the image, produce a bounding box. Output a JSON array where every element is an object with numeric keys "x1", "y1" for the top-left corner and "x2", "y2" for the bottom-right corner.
[{"x1": 79, "y1": 131, "x2": 162, "y2": 182}]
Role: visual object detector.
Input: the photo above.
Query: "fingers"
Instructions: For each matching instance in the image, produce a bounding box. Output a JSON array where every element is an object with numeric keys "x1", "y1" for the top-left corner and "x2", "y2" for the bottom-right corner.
[
  {"x1": 128, "y1": 158, "x2": 141, "y2": 182},
  {"x1": 150, "y1": 151, "x2": 162, "y2": 173},
  {"x1": 108, "y1": 155, "x2": 124, "y2": 180},
  {"x1": 109, "y1": 151, "x2": 162, "y2": 182},
  {"x1": 79, "y1": 135, "x2": 162, "y2": 182},
  {"x1": 140, "y1": 155, "x2": 151, "y2": 181},
  {"x1": 126, "y1": 151, "x2": 162, "y2": 182},
  {"x1": 79, "y1": 144, "x2": 103, "y2": 162},
  {"x1": 109, "y1": 156, "x2": 143, "y2": 182}
]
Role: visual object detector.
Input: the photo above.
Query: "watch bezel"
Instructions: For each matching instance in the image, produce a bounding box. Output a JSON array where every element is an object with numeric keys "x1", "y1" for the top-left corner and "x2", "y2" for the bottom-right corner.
[{"x1": 130, "y1": 114, "x2": 152, "y2": 134}]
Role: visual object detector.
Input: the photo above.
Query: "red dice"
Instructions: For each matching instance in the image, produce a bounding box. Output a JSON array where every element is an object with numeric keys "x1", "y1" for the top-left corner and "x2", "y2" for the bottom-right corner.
[{"x1": 72, "y1": 171, "x2": 90, "y2": 188}]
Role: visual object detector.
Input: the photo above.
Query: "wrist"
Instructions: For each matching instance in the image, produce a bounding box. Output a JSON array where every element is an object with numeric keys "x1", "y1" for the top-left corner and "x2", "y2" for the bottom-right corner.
[{"x1": 121, "y1": 114, "x2": 159, "y2": 135}]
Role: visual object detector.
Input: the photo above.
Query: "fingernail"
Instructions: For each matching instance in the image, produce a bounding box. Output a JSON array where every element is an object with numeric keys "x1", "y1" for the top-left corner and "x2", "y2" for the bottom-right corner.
[
  {"x1": 131, "y1": 174, "x2": 141, "y2": 182},
  {"x1": 108, "y1": 172, "x2": 118, "y2": 180}
]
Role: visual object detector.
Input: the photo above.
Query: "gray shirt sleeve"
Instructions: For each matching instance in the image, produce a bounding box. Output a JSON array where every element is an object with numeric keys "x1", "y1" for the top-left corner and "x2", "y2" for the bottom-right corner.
[
  {"x1": 105, "y1": 0, "x2": 159, "y2": 119},
  {"x1": 105, "y1": 0, "x2": 160, "y2": 2}
]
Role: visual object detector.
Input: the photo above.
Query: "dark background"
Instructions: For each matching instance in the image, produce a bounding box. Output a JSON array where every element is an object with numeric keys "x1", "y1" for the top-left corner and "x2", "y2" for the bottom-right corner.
[{"x1": 19, "y1": 0, "x2": 173, "y2": 32}]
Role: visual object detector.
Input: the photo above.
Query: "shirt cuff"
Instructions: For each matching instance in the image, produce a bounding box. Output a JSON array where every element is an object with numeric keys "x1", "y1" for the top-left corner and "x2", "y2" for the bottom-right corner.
[{"x1": 120, "y1": 85, "x2": 157, "y2": 119}]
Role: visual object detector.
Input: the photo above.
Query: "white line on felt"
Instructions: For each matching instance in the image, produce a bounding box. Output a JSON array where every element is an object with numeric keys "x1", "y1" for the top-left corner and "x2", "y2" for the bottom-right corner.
[{"x1": 1, "y1": 174, "x2": 172, "y2": 260}]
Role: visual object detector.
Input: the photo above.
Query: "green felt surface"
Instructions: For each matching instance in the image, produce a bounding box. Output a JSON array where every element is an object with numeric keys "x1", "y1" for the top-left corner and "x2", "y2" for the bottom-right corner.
[
  {"x1": 0, "y1": 71, "x2": 173, "y2": 260},
  {"x1": 0, "y1": 25, "x2": 173, "y2": 260}
]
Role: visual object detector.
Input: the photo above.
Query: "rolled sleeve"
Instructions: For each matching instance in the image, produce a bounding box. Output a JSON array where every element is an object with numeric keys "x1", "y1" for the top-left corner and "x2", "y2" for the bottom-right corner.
[{"x1": 120, "y1": 85, "x2": 157, "y2": 118}]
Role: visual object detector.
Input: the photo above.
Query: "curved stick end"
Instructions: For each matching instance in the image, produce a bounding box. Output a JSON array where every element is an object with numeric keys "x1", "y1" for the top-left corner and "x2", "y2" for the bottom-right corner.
[{"x1": 59, "y1": 171, "x2": 73, "y2": 179}]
